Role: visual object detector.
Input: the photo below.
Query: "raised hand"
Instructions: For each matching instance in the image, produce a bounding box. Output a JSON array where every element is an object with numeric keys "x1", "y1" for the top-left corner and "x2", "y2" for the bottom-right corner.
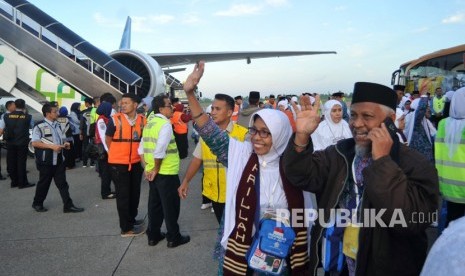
[
  {"x1": 291, "y1": 94, "x2": 321, "y2": 136},
  {"x1": 183, "y1": 61, "x2": 205, "y2": 94}
]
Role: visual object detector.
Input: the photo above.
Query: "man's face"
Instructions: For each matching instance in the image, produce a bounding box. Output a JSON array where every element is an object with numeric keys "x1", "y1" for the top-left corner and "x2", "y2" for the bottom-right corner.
[
  {"x1": 120, "y1": 97, "x2": 137, "y2": 114},
  {"x1": 211, "y1": 99, "x2": 232, "y2": 125},
  {"x1": 7, "y1": 104, "x2": 15, "y2": 112},
  {"x1": 350, "y1": 102, "x2": 388, "y2": 148},
  {"x1": 160, "y1": 98, "x2": 173, "y2": 118},
  {"x1": 48, "y1": 107, "x2": 59, "y2": 121},
  {"x1": 435, "y1": 88, "x2": 443, "y2": 97},
  {"x1": 269, "y1": 98, "x2": 275, "y2": 104}
]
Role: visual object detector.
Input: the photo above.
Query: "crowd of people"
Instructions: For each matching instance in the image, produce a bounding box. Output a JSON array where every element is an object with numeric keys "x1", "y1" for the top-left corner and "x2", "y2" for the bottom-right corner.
[{"x1": 1, "y1": 60, "x2": 464, "y2": 275}]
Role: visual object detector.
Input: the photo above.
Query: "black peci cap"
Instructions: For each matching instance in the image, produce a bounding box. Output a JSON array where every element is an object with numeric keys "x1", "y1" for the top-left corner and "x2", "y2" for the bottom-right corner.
[{"x1": 351, "y1": 82, "x2": 397, "y2": 110}]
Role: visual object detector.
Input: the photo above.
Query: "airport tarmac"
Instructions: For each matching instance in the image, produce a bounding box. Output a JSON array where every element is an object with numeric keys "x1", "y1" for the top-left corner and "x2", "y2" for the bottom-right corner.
[
  {"x1": 0, "y1": 140, "x2": 218, "y2": 276},
  {"x1": 0, "y1": 138, "x2": 439, "y2": 276}
]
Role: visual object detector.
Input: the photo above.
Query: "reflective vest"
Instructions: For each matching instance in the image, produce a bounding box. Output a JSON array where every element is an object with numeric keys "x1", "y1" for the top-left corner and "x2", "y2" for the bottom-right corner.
[
  {"x1": 231, "y1": 104, "x2": 240, "y2": 122},
  {"x1": 107, "y1": 113, "x2": 145, "y2": 168},
  {"x1": 170, "y1": 111, "x2": 188, "y2": 134},
  {"x1": 143, "y1": 114, "x2": 179, "y2": 174},
  {"x1": 435, "y1": 119, "x2": 465, "y2": 203},
  {"x1": 201, "y1": 123, "x2": 248, "y2": 203},
  {"x1": 33, "y1": 121, "x2": 63, "y2": 166},
  {"x1": 432, "y1": 96, "x2": 445, "y2": 114},
  {"x1": 90, "y1": 107, "x2": 98, "y2": 124}
]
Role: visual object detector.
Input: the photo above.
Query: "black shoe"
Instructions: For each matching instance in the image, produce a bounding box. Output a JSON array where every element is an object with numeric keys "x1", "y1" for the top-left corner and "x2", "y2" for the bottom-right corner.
[
  {"x1": 64, "y1": 205, "x2": 85, "y2": 213},
  {"x1": 167, "y1": 235, "x2": 190, "y2": 248},
  {"x1": 0, "y1": 175, "x2": 6, "y2": 180},
  {"x1": 32, "y1": 204, "x2": 48, "y2": 212},
  {"x1": 148, "y1": 232, "x2": 166, "y2": 246},
  {"x1": 19, "y1": 183, "x2": 35, "y2": 189},
  {"x1": 11, "y1": 184, "x2": 18, "y2": 188}
]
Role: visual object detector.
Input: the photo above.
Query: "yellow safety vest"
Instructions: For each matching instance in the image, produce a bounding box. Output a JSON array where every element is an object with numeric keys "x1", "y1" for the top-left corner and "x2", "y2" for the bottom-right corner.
[
  {"x1": 201, "y1": 123, "x2": 248, "y2": 203},
  {"x1": 432, "y1": 97, "x2": 445, "y2": 114},
  {"x1": 143, "y1": 114, "x2": 179, "y2": 175},
  {"x1": 435, "y1": 119, "x2": 465, "y2": 203}
]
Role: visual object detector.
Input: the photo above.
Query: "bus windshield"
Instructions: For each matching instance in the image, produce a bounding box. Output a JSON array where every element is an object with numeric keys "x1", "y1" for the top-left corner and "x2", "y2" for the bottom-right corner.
[{"x1": 392, "y1": 44, "x2": 465, "y2": 93}]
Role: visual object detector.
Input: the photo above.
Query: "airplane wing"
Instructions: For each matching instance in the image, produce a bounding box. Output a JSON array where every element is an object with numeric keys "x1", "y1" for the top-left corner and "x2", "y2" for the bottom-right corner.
[{"x1": 149, "y1": 51, "x2": 337, "y2": 68}]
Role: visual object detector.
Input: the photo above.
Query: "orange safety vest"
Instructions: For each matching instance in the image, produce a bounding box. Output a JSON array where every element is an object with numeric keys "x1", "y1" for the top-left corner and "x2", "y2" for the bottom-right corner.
[
  {"x1": 231, "y1": 104, "x2": 240, "y2": 122},
  {"x1": 170, "y1": 111, "x2": 188, "y2": 134},
  {"x1": 108, "y1": 113, "x2": 146, "y2": 168}
]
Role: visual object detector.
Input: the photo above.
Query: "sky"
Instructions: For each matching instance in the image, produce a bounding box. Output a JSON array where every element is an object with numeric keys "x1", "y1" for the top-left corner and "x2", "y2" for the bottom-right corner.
[{"x1": 21, "y1": 0, "x2": 465, "y2": 98}]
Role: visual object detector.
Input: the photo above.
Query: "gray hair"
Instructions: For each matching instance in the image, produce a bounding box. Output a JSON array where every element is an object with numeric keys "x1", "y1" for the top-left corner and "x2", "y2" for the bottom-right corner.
[{"x1": 380, "y1": 105, "x2": 395, "y2": 117}]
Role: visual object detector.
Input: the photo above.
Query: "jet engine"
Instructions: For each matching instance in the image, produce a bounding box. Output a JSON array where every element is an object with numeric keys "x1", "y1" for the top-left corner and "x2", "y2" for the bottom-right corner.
[{"x1": 109, "y1": 49, "x2": 166, "y2": 98}]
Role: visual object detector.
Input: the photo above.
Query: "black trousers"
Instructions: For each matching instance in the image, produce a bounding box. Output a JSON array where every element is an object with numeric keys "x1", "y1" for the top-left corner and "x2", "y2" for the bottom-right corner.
[
  {"x1": 7, "y1": 144, "x2": 29, "y2": 187},
  {"x1": 110, "y1": 163, "x2": 143, "y2": 232},
  {"x1": 98, "y1": 157, "x2": 112, "y2": 198},
  {"x1": 82, "y1": 136, "x2": 95, "y2": 166},
  {"x1": 33, "y1": 161, "x2": 73, "y2": 208},
  {"x1": 147, "y1": 174, "x2": 181, "y2": 242},
  {"x1": 73, "y1": 134, "x2": 82, "y2": 160},
  {"x1": 212, "y1": 201, "x2": 225, "y2": 225},
  {"x1": 174, "y1": 132, "x2": 189, "y2": 159}
]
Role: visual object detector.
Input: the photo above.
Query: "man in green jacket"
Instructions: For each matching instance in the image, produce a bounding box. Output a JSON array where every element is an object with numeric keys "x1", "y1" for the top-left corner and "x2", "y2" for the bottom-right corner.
[{"x1": 283, "y1": 82, "x2": 439, "y2": 275}]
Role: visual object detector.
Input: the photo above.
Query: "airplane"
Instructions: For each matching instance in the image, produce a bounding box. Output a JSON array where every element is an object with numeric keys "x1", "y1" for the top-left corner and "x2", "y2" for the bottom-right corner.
[{"x1": 0, "y1": 0, "x2": 336, "y2": 113}]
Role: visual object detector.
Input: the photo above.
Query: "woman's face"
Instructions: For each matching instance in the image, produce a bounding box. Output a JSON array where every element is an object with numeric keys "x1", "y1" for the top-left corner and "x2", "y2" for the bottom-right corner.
[
  {"x1": 251, "y1": 117, "x2": 273, "y2": 155},
  {"x1": 330, "y1": 105, "x2": 343, "y2": 123}
]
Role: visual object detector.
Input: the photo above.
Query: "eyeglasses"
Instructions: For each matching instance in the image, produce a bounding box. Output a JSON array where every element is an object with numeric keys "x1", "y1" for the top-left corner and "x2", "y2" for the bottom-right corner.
[
  {"x1": 248, "y1": 127, "x2": 271, "y2": 138},
  {"x1": 163, "y1": 105, "x2": 173, "y2": 108}
]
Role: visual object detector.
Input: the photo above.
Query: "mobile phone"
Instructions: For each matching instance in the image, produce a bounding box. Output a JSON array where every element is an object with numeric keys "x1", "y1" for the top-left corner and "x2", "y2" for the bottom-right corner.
[{"x1": 383, "y1": 117, "x2": 398, "y2": 140}]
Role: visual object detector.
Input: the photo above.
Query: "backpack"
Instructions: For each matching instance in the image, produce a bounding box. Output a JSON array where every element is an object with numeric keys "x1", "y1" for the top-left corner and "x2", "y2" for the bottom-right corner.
[{"x1": 247, "y1": 218, "x2": 295, "y2": 275}]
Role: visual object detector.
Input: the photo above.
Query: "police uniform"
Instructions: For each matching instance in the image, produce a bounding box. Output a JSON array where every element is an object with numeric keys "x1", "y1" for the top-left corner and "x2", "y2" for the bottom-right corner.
[
  {"x1": 3, "y1": 110, "x2": 33, "y2": 188},
  {"x1": 31, "y1": 119, "x2": 76, "y2": 210}
]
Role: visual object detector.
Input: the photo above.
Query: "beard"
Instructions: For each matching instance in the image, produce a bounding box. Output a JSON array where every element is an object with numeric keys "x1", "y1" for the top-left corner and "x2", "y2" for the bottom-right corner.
[{"x1": 355, "y1": 144, "x2": 371, "y2": 158}]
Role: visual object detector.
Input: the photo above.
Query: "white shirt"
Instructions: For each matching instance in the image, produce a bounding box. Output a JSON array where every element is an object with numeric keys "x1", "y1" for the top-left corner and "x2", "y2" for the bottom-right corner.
[{"x1": 97, "y1": 118, "x2": 109, "y2": 152}]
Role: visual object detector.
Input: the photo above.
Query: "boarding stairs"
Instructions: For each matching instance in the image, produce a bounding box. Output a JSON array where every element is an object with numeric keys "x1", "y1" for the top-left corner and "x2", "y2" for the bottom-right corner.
[{"x1": 0, "y1": 0, "x2": 142, "y2": 101}]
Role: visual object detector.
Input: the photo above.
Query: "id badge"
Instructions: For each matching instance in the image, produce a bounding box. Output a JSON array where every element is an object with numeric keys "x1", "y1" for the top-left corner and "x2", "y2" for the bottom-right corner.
[{"x1": 133, "y1": 130, "x2": 139, "y2": 140}]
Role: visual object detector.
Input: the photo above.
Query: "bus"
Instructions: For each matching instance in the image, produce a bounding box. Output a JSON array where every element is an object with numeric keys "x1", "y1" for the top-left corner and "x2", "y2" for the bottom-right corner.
[{"x1": 391, "y1": 44, "x2": 465, "y2": 93}]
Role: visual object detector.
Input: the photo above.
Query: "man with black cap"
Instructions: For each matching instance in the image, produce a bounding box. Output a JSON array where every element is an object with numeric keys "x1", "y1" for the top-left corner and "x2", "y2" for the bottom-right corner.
[
  {"x1": 237, "y1": 91, "x2": 262, "y2": 128},
  {"x1": 283, "y1": 82, "x2": 439, "y2": 275}
]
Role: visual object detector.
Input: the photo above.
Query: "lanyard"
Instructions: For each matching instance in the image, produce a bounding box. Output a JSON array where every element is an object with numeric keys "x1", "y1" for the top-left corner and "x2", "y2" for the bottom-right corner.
[
  {"x1": 351, "y1": 159, "x2": 362, "y2": 222},
  {"x1": 262, "y1": 174, "x2": 279, "y2": 209}
]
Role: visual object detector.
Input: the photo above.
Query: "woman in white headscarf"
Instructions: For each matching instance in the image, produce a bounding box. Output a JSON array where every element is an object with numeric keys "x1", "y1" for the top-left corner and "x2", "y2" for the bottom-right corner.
[
  {"x1": 434, "y1": 87, "x2": 465, "y2": 227},
  {"x1": 404, "y1": 96, "x2": 437, "y2": 163},
  {"x1": 311, "y1": 100, "x2": 352, "y2": 151}
]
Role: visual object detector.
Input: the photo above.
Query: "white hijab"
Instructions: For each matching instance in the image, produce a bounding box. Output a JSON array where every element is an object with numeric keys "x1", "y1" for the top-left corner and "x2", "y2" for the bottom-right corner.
[
  {"x1": 445, "y1": 87, "x2": 465, "y2": 158},
  {"x1": 311, "y1": 100, "x2": 352, "y2": 151},
  {"x1": 222, "y1": 109, "x2": 293, "y2": 247},
  {"x1": 404, "y1": 97, "x2": 437, "y2": 144}
]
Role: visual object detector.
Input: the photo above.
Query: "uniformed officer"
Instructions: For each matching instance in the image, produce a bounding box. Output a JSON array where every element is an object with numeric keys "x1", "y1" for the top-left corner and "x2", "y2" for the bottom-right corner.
[
  {"x1": 0, "y1": 99, "x2": 35, "y2": 188},
  {"x1": 0, "y1": 100, "x2": 15, "y2": 181},
  {"x1": 105, "y1": 93, "x2": 146, "y2": 237},
  {"x1": 31, "y1": 103, "x2": 84, "y2": 213}
]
